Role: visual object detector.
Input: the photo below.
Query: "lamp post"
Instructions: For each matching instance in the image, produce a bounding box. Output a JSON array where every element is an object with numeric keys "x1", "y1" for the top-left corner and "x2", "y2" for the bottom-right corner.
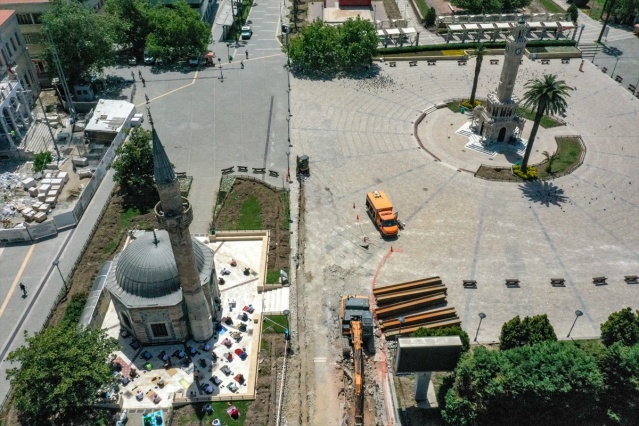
[
  {"x1": 398, "y1": 316, "x2": 406, "y2": 339},
  {"x1": 283, "y1": 309, "x2": 290, "y2": 342},
  {"x1": 576, "y1": 24, "x2": 586, "y2": 47},
  {"x1": 52, "y1": 260, "x2": 68, "y2": 291},
  {"x1": 611, "y1": 56, "x2": 621, "y2": 78},
  {"x1": 474, "y1": 312, "x2": 486, "y2": 342},
  {"x1": 567, "y1": 310, "x2": 583, "y2": 338},
  {"x1": 373, "y1": 5, "x2": 376, "y2": 25},
  {"x1": 227, "y1": 43, "x2": 232, "y2": 63},
  {"x1": 286, "y1": 151, "x2": 291, "y2": 183}
]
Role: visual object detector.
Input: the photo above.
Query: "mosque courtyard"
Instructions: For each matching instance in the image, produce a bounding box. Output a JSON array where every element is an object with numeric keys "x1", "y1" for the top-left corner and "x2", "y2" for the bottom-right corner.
[{"x1": 99, "y1": 233, "x2": 282, "y2": 411}]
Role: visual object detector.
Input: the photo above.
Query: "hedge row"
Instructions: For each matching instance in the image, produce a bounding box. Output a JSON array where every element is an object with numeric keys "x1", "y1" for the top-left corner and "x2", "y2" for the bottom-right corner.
[{"x1": 378, "y1": 39, "x2": 577, "y2": 55}]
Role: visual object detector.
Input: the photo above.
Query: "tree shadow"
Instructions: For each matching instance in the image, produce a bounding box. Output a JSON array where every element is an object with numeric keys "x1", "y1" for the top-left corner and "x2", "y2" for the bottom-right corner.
[
  {"x1": 519, "y1": 180, "x2": 569, "y2": 207},
  {"x1": 601, "y1": 45, "x2": 623, "y2": 58},
  {"x1": 290, "y1": 63, "x2": 382, "y2": 82}
]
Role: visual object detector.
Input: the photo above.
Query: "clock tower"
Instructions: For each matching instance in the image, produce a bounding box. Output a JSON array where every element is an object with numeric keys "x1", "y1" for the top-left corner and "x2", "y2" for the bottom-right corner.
[{"x1": 473, "y1": 17, "x2": 528, "y2": 145}]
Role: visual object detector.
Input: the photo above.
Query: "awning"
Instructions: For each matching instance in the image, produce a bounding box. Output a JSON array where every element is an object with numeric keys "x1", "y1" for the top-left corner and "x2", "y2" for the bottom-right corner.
[
  {"x1": 494, "y1": 23, "x2": 512, "y2": 29},
  {"x1": 463, "y1": 23, "x2": 480, "y2": 30},
  {"x1": 478, "y1": 23, "x2": 496, "y2": 30},
  {"x1": 558, "y1": 21, "x2": 575, "y2": 29},
  {"x1": 400, "y1": 27, "x2": 417, "y2": 35},
  {"x1": 449, "y1": 24, "x2": 464, "y2": 31},
  {"x1": 527, "y1": 21, "x2": 544, "y2": 29},
  {"x1": 385, "y1": 28, "x2": 401, "y2": 36},
  {"x1": 377, "y1": 29, "x2": 386, "y2": 36}
]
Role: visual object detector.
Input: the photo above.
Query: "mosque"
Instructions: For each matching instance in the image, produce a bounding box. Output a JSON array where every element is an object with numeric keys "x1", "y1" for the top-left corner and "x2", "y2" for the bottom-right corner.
[{"x1": 106, "y1": 113, "x2": 220, "y2": 345}]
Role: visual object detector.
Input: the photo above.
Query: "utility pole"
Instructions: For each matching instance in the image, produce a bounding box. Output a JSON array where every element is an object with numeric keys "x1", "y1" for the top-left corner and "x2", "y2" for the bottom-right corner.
[
  {"x1": 597, "y1": 0, "x2": 617, "y2": 43},
  {"x1": 45, "y1": 30, "x2": 76, "y2": 122}
]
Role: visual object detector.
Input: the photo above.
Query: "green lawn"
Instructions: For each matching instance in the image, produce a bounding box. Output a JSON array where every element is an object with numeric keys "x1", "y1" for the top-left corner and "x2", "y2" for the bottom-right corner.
[
  {"x1": 538, "y1": 0, "x2": 565, "y2": 13},
  {"x1": 262, "y1": 314, "x2": 289, "y2": 333},
  {"x1": 413, "y1": 0, "x2": 429, "y2": 17},
  {"x1": 536, "y1": 137, "x2": 583, "y2": 178},
  {"x1": 582, "y1": 0, "x2": 606, "y2": 20},
  {"x1": 516, "y1": 107, "x2": 563, "y2": 128},
  {"x1": 237, "y1": 195, "x2": 263, "y2": 229},
  {"x1": 266, "y1": 268, "x2": 288, "y2": 284}
]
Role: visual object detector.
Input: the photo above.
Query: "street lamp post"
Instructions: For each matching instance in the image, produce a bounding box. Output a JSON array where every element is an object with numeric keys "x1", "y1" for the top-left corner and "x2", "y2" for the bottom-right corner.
[
  {"x1": 474, "y1": 312, "x2": 486, "y2": 342},
  {"x1": 398, "y1": 316, "x2": 406, "y2": 339},
  {"x1": 611, "y1": 57, "x2": 621, "y2": 78},
  {"x1": 576, "y1": 24, "x2": 586, "y2": 47},
  {"x1": 283, "y1": 309, "x2": 291, "y2": 342},
  {"x1": 52, "y1": 260, "x2": 68, "y2": 291},
  {"x1": 227, "y1": 43, "x2": 232, "y2": 63},
  {"x1": 567, "y1": 310, "x2": 583, "y2": 338}
]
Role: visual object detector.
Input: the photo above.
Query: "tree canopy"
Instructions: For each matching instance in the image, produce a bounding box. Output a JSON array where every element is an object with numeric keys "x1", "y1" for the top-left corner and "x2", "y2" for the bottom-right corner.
[
  {"x1": 287, "y1": 17, "x2": 377, "y2": 73},
  {"x1": 609, "y1": 0, "x2": 639, "y2": 25},
  {"x1": 451, "y1": 0, "x2": 531, "y2": 14},
  {"x1": 440, "y1": 342, "x2": 604, "y2": 426},
  {"x1": 498, "y1": 313, "x2": 557, "y2": 350},
  {"x1": 113, "y1": 127, "x2": 156, "y2": 199},
  {"x1": 41, "y1": 0, "x2": 117, "y2": 85},
  {"x1": 600, "y1": 307, "x2": 639, "y2": 347},
  {"x1": 105, "y1": 0, "x2": 210, "y2": 61},
  {"x1": 6, "y1": 326, "x2": 119, "y2": 423},
  {"x1": 599, "y1": 342, "x2": 639, "y2": 424}
]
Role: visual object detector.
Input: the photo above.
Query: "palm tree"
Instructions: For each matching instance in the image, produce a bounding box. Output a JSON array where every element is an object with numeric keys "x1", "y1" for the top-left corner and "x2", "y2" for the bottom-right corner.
[
  {"x1": 542, "y1": 150, "x2": 558, "y2": 173},
  {"x1": 520, "y1": 75, "x2": 572, "y2": 173},
  {"x1": 469, "y1": 43, "x2": 487, "y2": 106}
]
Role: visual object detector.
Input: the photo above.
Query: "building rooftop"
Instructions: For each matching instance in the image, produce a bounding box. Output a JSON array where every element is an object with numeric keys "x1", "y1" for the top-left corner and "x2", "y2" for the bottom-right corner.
[
  {"x1": 0, "y1": 9, "x2": 14, "y2": 26},
  {"x1": 85, "y1": 99, "x2": 135, "y2": 134},
  {"x1": 0, "y1": 0, "x2": 49, "y2": 5}
]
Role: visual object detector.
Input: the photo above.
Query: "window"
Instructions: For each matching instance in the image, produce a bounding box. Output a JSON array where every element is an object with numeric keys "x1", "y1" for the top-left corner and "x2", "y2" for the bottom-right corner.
[
  {"x1": 5, "y1": 43, "x2": 11, "y2": 57},
  {"x1": 10, "y1": 37, "x2": 16, "y2": 52},
  {"x1": 150, "y1": 323, "x2": 169, "y2": 337},
  {"x1": 16, "y1": 14, "x2": 32, "y2": 25},
  {"x1": 14, "y1": 33, "x2": 21, "y2": 46}
]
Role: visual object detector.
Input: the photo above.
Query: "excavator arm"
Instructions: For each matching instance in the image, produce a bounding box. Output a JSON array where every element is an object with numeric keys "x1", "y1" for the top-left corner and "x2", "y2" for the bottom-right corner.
[{"x1": 351, "y1": 320, "x2": 364, "y2": 425}]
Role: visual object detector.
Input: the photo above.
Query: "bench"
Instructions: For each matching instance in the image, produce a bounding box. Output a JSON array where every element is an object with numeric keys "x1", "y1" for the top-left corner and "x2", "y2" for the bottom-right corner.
[
  {"x1": 427, "y1": 60, "x2": 436, "y2": 66},
  {"x1": 221, "y1": 167, "x2": 235, "y2": 175},
  {"x1": 237, "y1": 166, "x2": 248, "y2": 172},
  {"x1": 602, "y1": 67, "x2": 608, "y2": 73},
  {"x1": 505, "y1": 278, "x2": 520, "y2": 288},
  {"x1": 268, "y1": 170, "x2": 279, "y2": 178},
  {"x1": 409, "y1": 61, "x2": 417, "y2": 67},
  {"x1": 541, "y1": 59, "x2": 550, "y2": 65},
  {"x1": 457, "y1": 60, "x2": 467, "y2": 66},
  {"x1": 629, "y1": 84, "x2": 637, "y2": 92},
  {"x1": 593, "y1": 276, "x2": 608, "y2": 286},
  {"x1": 561, "y1": 58, "x2": 570, "y2": 64},
  {"x1": 389, "y1": 61, "x2": 397, "y2": 67},
  {"x1": 490, "y1": 59, "x2": 499, "y2": 65},
  {"x1": 624, "y1": 275, "x2": 639, "y2": 284},
  {"x1": 252, "y1": 167, "x2": 266, "y2": 175},
  {"x1": 615, "y1": 75, "x2": 623, "y2": 83},
  {"x1": 463, "y1": 280, "x2": 477, "y2": 289},
  {"x1": 550, "y1": 278, "x2": 566, "y2": 287}
]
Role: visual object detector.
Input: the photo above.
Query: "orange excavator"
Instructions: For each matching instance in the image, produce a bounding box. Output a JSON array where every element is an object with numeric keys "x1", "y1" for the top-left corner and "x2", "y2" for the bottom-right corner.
[{"x1": 340, "y1": 296, "x2": 374, "y2": 425}]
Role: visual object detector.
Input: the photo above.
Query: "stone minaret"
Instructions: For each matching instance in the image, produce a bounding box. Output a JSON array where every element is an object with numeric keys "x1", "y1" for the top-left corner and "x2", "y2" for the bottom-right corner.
[
  {"x1": 149, "y1": 111, "x2": 214, "y2": 342},
  {"x1": 473, "y1": 17, "x2": 527, "y2": 145}
]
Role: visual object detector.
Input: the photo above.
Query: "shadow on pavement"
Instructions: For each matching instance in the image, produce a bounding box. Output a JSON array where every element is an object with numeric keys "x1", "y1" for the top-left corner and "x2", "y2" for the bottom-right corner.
[{"x1": 519, "y1": 180, "x2": 569, "y2": 207}]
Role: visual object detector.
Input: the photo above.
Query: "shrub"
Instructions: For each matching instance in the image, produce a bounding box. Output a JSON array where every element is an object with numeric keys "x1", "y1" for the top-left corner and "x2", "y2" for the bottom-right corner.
[
  {"x1": 423, "y1": 6, "x2": 437, "y2": 27},
  {"x1": 600, "y1": 307, "x2": 639, "y2": 347},
  {"x1": 499, "y1": 314, "x2": 557, "y2": 350},
  {"x1": 33, "y1": 151, "x2": 52, "y2": 173},
  {"x1": 461, "y1": 99, "x2": 481, "y2": 109},
  {"x1": 573, "y1": 0, "x2": 590, "y2": 7},
  {"x1": 567, "y1": 4, "x2": 579, "y2": 22},
  {"x1": 512, "y1": 164, "x2": 538, "y2": 180}
]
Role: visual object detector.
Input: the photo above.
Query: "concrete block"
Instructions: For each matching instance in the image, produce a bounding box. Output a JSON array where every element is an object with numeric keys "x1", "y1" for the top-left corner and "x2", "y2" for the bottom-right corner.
[
  {"x1": 34, "y1": 212, "x2": 47, "y2": 223},
  {"x1": 78, "y1": 169, "x2": 93, "y2": 179},
  {"x1": 57, "y1": 172, "x2": 69, "y2": 184},
  {"x1": 22, "y1": 178, "x2": 36, "y2": 189},
  {"x1": 37, "y1": 193, "x2": 47, "y2": 202},
  {"x1": 41, "y1": 178, "x2": 52, "y2": 185},
  {"x1": 50, "y1": 185, "x2": 61, "y2": 195},
  {"x1": 47, "y1": 190, "x2": 57, "y2": 198},
  {"x1": 51, "y1": 178, "x2": 63, "y2": 186},
  {"x1": 38, "y1": 203, "x2": 51, "y2": 212},
  {"x1": 46, "y1": 163, "x2": 59, "y2": 171},
  {"x1": 28, "y1": 187, "x2": 39, "y2": 197},
  {"x1": 73, "y1": 157, "x2": 89, "y2": 167},
  {"x1": 45, "y1": 197, "x2": 57, "y2": 207},
  {"x1": 39, "y1": 184, "x2": 51, "y2": 194}
]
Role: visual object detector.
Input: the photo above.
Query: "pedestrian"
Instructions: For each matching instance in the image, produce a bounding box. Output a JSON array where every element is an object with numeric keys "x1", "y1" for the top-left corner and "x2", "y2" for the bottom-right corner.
[
  {"x1": 245, "y1": 50, "x2": 248, "y2": 59},
  {"x1": 138, "y1": 70, "x2": 142, "y2": 79},
  {"x1": 145, "y1": 94, "x2": 149, "y2": 104},
  {"x1": 19, "y1": 282, "x2": 26, "y2": 297},
  {"x1": 240, "y1": 60, "x2": 244, "y2": 69},
  {"x1": 131, "y1": 71, "x2": 135, "y2": 81},
  {"x1": 141, "y1": 77, "x2": 146, "y2": 87}
]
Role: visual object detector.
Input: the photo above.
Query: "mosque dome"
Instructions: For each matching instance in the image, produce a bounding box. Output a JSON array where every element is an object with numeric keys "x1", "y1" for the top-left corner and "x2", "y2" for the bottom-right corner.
[{"x1": 115, "y1": 230, "x2": 205, "y2": 298}]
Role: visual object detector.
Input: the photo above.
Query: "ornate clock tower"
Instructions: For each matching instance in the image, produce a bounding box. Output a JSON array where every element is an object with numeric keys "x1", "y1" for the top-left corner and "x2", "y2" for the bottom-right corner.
[{"x1": 473, "y1": 17, "x2": 528, "y2": 145}]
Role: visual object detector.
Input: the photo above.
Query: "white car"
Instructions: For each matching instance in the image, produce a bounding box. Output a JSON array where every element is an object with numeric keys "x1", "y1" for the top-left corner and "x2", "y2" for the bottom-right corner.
[
  {"x1": 144, "y1": 53, "x2": 155, "y2": 65},
  {"x1": 241, "y1": 25, "x2": 253, "y2": 40}
]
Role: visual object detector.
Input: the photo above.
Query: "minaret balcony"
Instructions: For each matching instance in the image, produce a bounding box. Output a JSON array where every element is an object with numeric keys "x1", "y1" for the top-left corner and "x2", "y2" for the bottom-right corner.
[{"x1": 155, "y1": 197, "x2": 194, "y2": 229}]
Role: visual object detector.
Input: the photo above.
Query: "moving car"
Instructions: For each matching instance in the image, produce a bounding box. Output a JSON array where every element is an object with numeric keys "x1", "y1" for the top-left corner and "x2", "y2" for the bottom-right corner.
[{"x1": 241, "y1": 25, "x2": 253, "y2": 40}]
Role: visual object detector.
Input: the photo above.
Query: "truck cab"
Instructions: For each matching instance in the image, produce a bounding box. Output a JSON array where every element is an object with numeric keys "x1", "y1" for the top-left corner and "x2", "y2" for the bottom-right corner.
[{"x1": 366, "y1": 190, "x2": 399, "y2": 237}]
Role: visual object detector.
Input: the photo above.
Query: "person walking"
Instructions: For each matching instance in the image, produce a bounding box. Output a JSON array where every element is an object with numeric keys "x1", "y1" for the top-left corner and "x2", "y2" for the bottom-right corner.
[
  {"x1": 245, "y1": 50, "x2": 248, "y2": 59},
  {"x1": 240, "y1": 60, "x2": 244, "y2": 69},
  {"x1": 145, "y1": 94, "x2": 149, "y2": 104},
  {"x1": 131, "y1": 71, "x2": 135, "y2": 81},
  {"x1": 141, "y1": 77, "x2": 146, "y2": 88},
  {"x1": 19, "y1": 282, "x2": 26, "y2": 297},
  {"x1": 138, "y1": 70, "x2": 142, "y2": 79}
]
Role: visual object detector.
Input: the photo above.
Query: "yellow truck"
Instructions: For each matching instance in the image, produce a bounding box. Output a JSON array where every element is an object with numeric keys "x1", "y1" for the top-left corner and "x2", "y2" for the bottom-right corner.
[{"x1": 365, "y1": 190, "x2": 399, "y2": 237}]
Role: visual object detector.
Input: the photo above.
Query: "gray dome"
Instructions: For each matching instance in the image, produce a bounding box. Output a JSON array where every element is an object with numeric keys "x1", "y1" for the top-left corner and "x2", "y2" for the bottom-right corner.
[{"x1": 115, "y1": 230, "x2": 205, "y2": 298}]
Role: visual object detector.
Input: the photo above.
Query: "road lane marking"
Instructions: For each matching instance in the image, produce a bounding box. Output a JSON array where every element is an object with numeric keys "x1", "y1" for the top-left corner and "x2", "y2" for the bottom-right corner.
[{"x1": 0, "y1": 244, "x2": 35, "y2": 318}]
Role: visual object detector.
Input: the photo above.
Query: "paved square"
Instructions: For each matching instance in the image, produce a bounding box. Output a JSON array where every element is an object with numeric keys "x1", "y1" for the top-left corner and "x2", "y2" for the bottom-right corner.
[{"x1": 286, "y1": 57, "x2": 639, "y2": 424}]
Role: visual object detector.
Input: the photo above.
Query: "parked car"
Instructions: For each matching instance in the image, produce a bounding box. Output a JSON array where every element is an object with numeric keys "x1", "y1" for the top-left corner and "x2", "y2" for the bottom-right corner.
[
  {"x1": 241, "y1": 25, "x2": 253, "y2": 40},
  {"x1": 188, "y1": 57, "x2": 201, "y2": 66},
  {"x1": 128, "y1": 57, "x2": 137, "y2": 65},
  {"x1": 144, "y1": 51, "x2": 155, "y2": 65}
]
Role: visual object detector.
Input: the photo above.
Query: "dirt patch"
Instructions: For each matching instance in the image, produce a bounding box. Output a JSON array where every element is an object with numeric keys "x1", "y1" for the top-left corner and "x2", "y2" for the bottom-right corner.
[
  {"x1": 46, "y1": 192, "x2": 156, "y2": 327},
  {"x1": 214, "y1": 179, "x2": 290, "y2": 281}
]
